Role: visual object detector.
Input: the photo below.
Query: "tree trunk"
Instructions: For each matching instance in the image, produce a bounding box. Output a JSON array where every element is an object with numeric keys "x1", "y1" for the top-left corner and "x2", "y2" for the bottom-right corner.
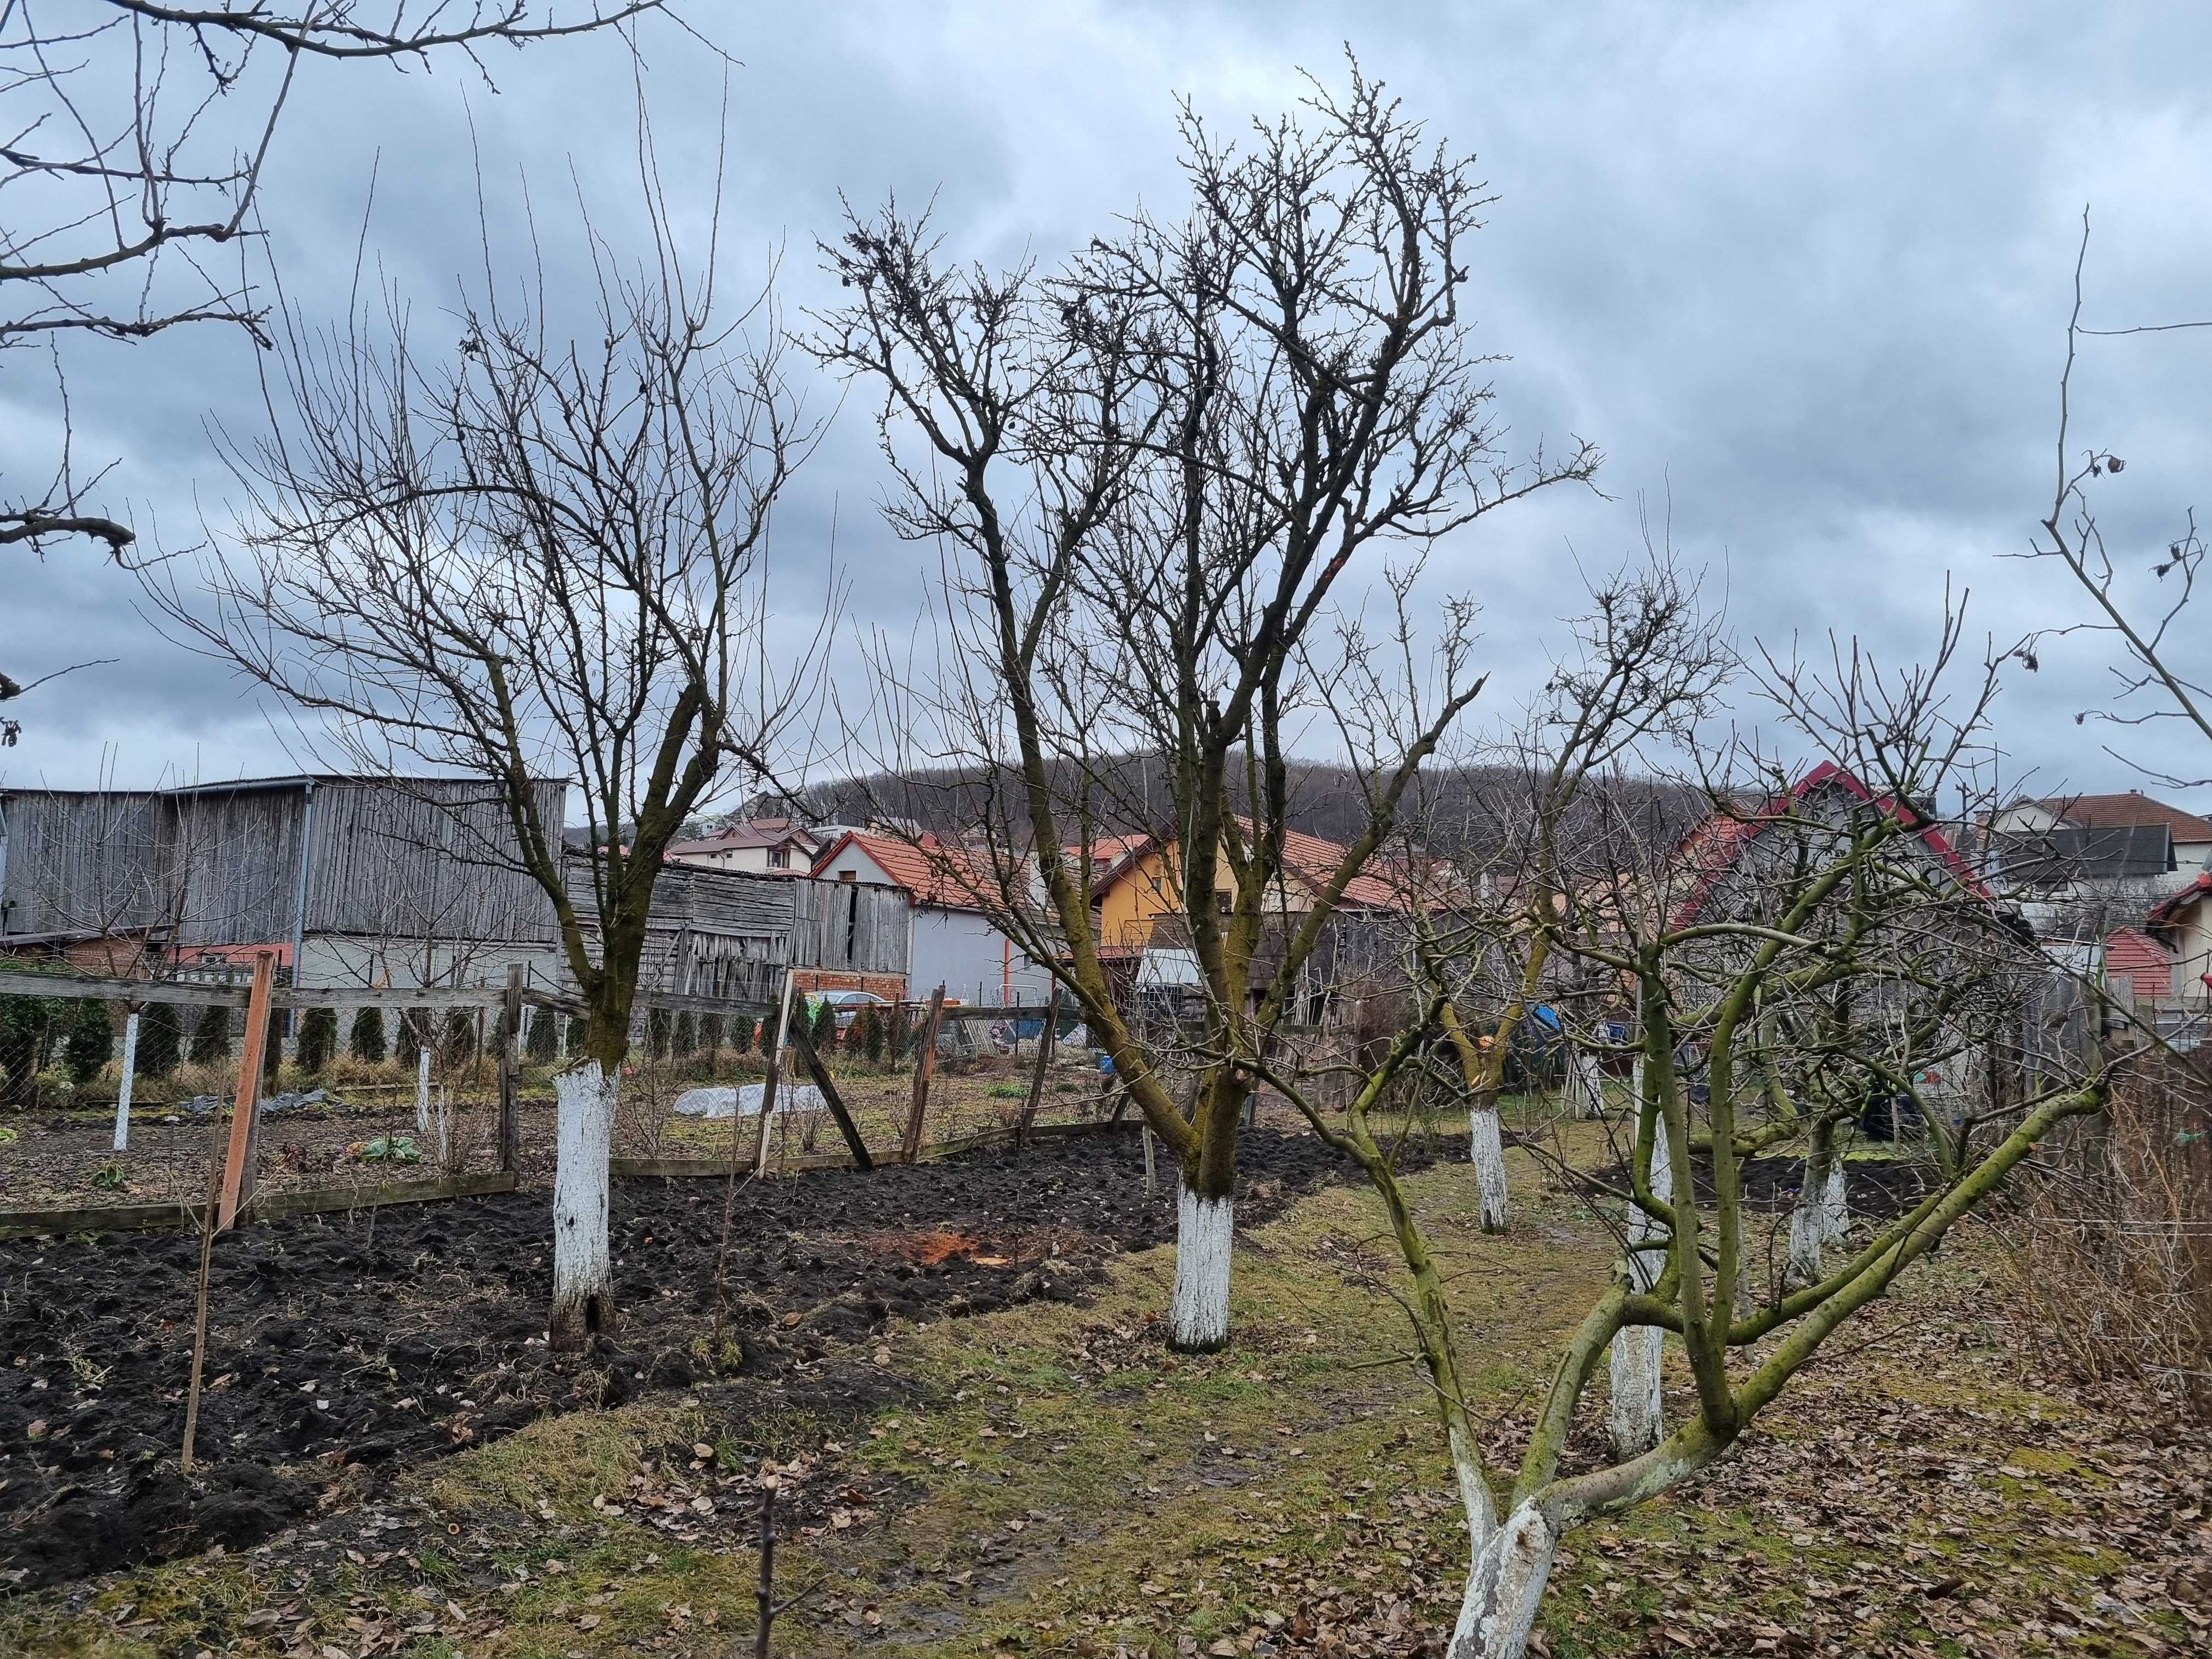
[
  {"x1": 1447, "y1": 1501, "x2": 1560, "y2": 1659},
  {"x1": 1469, "y1": 1105, "x2": 1509, "y2": 1233},
  {"x1": 1821, "y1": 1160, "x2": 1850, "y2": 1246},
  {"x1": 1610, "y1": 1113, "x2": 1669, "y2": 1458},
  {"x1": 1573, "y1": 1050, "x2": 1606, "y2": 1119},
  {"x1": 1168, "y1": 1181, "x2": 1233, "y2": 1353},
  {"x1": 1786, "y1": 1118, "x2": 1837, "y2": 1287},
  {"x1": 550, "y1": 1061, "x2": 617, "y2": 1350}
]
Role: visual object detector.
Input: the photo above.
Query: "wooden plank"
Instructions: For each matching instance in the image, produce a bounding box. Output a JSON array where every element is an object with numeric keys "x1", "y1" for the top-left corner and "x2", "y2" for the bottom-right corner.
[
  {"x1": 1013, "y1": 982, "x2": 1063, "y2": 1150},
  {"x1": 0, "y1": 1171, "x2": 520, "y2": 1239},
  {"x1": 0, "y1": 1199, "x2": 199, "y2": 1239},
  {"x1": 248, "y1": 1170, "x2": 517, "y2": 1220},
  {"x1": 901, "y1": 985, "x2": 947, "y2": 1164},
  {"x1": 215, "y1": 951, "x2": 276, "y2": 1232},
  {"x1": 610, "y1": 1119, "x2": 1136, "y2": 1182},
  {"x1": 787, "y1": 1020, "x2": 874, "y2": 1171},
  {"x1": 0, "y1": 966, "x2": 244, "y2": 1007},
  {"x1": 274, "y1": 984, "x2": 506, "y2": 1012}
]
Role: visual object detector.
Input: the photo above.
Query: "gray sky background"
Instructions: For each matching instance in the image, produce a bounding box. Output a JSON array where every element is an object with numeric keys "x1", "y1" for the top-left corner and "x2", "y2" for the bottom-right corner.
[{"x1": 7, "y1": 1, "x2": 2211, "y2": 815}]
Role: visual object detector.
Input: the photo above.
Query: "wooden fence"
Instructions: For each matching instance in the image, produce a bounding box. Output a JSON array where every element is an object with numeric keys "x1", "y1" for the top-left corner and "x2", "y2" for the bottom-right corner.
[{"x1": 0, "y1": 963, "x2": 1075, "y2": 1238}]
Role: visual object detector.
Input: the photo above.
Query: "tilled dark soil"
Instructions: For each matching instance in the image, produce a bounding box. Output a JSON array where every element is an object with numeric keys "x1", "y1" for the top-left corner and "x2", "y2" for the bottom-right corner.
[{"x1": 0, "y1": 1126, "x2": 1418, "y2": 1592}]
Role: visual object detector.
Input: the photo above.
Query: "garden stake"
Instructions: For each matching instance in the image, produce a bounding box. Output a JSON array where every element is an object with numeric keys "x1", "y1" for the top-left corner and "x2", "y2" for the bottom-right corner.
[
  {"x1": 754, "y1": 1475, "x2": 778, "y2": 1659},
  {"x1": 179, "y1": 1042, "x2": 234, "y2": 1471},
  {"x1": 1013, "y1": 982, "x2": 1062, "y2": 1149},
  {"x1": 215, "y1": 951, "x2": 276, "y2": 1232},
  {"x1": 900, "y1": 985, "x2": 946, "y2": 1163}
]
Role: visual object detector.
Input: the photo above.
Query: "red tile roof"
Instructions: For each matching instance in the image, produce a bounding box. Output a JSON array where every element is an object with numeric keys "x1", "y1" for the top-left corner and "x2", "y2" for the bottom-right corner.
[
  {"x1": 1673, "y1": 761, "x2": 1984, "y2": 927},
  {"x1": 811, "y1": 830, "x2": 1004, "y2": 912},
  {"x1": 2032, "y1": 792, "x2": 2212, "y2": 843}
]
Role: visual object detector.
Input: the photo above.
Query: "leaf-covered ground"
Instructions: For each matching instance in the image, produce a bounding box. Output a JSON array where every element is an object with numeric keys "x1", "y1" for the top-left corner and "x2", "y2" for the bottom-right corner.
[{"x1": 3, "y1": 1125, "x2": 2205, "y2": 1658}]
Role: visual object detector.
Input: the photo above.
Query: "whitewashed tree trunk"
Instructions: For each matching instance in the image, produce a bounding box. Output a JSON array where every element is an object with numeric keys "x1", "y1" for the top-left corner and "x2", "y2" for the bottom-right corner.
[
  {"x1": 1469, "y1": 1106, "x2": 1509, "y2": 1232},
  {"x1": 415, "y1": 1047, "x2": 432, "y2": 1133},
  {"x1": 1447, "y1": 1501, "x2": 1560, "y2": 1659},
  {"x1": 1821, "y1": 1161, "x2": 1849, "y2": 1245},
  {"x1": 1573, "y1": 1051, "x2": 1607, "y2": 1119},
  {"x1": 1610, "y1": 1113, "x2": 1670, "y2": 1458},
  {"x1": 550, "y1": 1062, "x2": 616, "y2": 1349},
  {"x1": 112, "y1": 1011, "x2": 140, "y2": 1152},
  {"x1": 1169, "y1": 1184, "x2": 1233, "y2": 1352},
  {"x1": 1787, "y1": 1125, "x2": 1847, "y2": 1286}
]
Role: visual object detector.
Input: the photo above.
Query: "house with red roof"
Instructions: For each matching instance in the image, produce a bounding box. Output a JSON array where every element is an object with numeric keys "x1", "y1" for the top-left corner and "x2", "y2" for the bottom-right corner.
[
  {"x1": 810, "y1": 830, "x2": 1054, "y2": 1006},
  {"x1": 2147, "y1": 874, "x2": 2212, "y2": 1005},
  {"x1": 1670, "y1": 760, "x2": 1984, "y2": 930},
  {"x1": 665, "y1": 816, "x2": 820, "y2": 876}
]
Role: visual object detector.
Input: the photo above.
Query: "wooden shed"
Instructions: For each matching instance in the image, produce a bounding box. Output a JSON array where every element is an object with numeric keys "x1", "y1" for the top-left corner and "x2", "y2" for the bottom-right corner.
[{"x1": 0, "y1": 775, "x2": 566, "y2": 987}]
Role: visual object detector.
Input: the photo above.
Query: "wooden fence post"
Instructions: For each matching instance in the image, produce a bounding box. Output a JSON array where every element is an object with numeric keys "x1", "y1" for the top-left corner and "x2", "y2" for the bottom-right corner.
[
  {"x1": 901, "y1": 986, "x2": 946, "y2": 1164},
  {"x1": 415, "y1": 1039, "x2": 432, "y2": 1134},
  {"x1": 498, "y1": 964, "x2": 524, "y2": 1175},
  {"x1": 788, "y1": 1020, "x2": 873, "y2": 1170},
  {"x1": 215, "y1": 951, "x2": 276, "y2": 1232},
  {"x1": 1013, "y1": 983, "x2": 1062, "y2": 1149},
  {"x1": 751, "y1": 971, "x2": 799, "y2": 1178}
]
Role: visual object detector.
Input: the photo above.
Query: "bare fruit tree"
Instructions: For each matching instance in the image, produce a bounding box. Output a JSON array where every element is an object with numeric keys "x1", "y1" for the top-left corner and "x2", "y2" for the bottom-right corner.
[
  {"x1": 0, "y1": 0, "x2": 665, "y2": 740},
  {"x1": 1259, "y1": 603, "x2": 2114, "y2": 1658},
  {"x1": 129, "y1": 148, "x2": 825, "y2": 1348},
  {"x1": 818, "y1": 60, "x2": 1598, "y2": 1351},
  {"x1": 1424, "y1": 553, "x2": 1728, "y2": 1233}
]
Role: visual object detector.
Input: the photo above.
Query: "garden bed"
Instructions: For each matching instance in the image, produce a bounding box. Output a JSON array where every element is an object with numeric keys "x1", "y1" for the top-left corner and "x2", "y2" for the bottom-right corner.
[{"x1": 0, "y1": 1125, "x2": 1432, "y2": 1592}]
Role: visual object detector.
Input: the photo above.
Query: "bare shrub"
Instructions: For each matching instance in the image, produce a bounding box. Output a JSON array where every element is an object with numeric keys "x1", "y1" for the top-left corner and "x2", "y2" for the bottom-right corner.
[{"x1": 2006, "y1": 1054, "x2": 2212, "y2": 1415}]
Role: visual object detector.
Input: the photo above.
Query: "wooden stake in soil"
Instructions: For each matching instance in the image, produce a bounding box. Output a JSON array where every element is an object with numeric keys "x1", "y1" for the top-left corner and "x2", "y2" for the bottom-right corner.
[
  {"x1": 215, "y1": 951, "x2": 277, "y2": 1233},
  {"x1": 1013, "y1": 982, "x2": 1063, "y2": 1150},
  {"x1": 497, "y1": 963, "x2": 523, "y2": 1174},
  {"x1": 787, "y1": 1020, "x2": 873, "y2": 1170},
  {"x1": 180, "y1": 1016, "x2": 240, "y2": 1471},
  {"x1": 715, "y1": 974, "x2": 795, "y2": 1335},
  {"x1": 112, "y1": 1006, "x2": 139, "y2": 1152},
  {"x1": 751, "y1": 971, "x2": 799, "y2": 1179},
  {"x1": 754, "y1": 1474, "x2": 780, "y2": 1659},
  {"x1": 900, "y1": 985, "x2": 947, "y2": 1164}
]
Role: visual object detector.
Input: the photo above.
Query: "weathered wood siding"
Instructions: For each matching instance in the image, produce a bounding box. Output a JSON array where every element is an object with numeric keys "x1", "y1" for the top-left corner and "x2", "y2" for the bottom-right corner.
[
  {"x1": 562, "y1": 857, "x2": 911, "y2": 998},
  {"x1": 304, "y1": 778, "x2": 562, "y2": 943},
  {"x1": 2, "y1": 775, "x2": 565, "y2": 952},
  {"x1": 0, "y1": 791, "x2": 165, "y2": 936}
]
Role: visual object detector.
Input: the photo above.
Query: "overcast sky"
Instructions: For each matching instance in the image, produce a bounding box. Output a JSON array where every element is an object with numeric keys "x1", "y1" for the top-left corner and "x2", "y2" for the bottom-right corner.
[{"x1": 7, "y1": 1, "x2": 2210, "y2": 816}]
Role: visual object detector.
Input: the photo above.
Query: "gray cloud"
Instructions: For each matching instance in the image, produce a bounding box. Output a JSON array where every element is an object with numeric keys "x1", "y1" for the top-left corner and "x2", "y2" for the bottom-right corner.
[{"x1": 7, "y1": 1, "x2": 2210, "y2": 812}]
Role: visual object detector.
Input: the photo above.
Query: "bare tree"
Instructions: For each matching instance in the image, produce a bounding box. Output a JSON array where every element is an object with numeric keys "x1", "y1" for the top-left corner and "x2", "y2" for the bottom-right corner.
[
  {"x1": 129, "y1": 138, "x2": 826, "y2": 1347},
  {"x1": 1257, "y1": 604, "x2": 2113, "y2": 1657},
  {"x1": 1425, "y1": 551, "x2": 1728, "y2": 1232},
  {"x1": 0, "y1": 0, "x2": 668, "y2": 736},
  {"x1": 819, "y1": 59, "x2": 1598, "y2": 1351},
  {"x1": 2020, "y1": 207, "x2": 2211, "y2": 788}
]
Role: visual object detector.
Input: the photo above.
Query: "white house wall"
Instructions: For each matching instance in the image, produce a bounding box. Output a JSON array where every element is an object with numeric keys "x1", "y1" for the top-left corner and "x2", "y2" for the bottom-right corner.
[{"x1": 913, "y1": 906, "x2": 1054, "y2": 1005}]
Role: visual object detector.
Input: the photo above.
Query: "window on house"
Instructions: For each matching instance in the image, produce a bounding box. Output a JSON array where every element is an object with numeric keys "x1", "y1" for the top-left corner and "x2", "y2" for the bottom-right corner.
[
  {"x1": 770, "y1": 848, "x2": 789, "y2": 869},
  {"x1": 839, "y1": 868, "x2": 857, "y2": 882}
]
